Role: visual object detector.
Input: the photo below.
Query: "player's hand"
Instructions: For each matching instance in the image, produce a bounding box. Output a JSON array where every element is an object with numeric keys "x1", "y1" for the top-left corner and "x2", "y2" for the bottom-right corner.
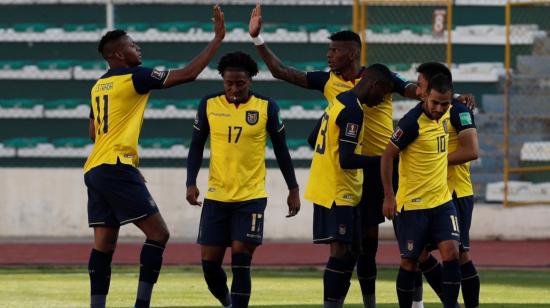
[
  {"x1": 212, "y1": 4, "x2": 225, "y2": 41},
  {"x1": 249, "y1": 3, "x2": 262, "y2": 38},
  {"x1": 186, "y1": 186, "x2": 203, "y2": 206},
  {"x1": 286, "y1": 187, "x2": 300, "y2": 217},
  {"x1": 456, "y1": 93, "x2": 476, "y2": 110},
  {"x1": 382, "y1": 196, "x2": 397, "y2": 220}
]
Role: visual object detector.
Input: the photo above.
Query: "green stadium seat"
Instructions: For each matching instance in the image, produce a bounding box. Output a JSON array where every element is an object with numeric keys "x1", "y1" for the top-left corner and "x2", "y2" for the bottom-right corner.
[
  {"x1": 156, "y1": 21, "x2": 198, "y2": 32},
  {"x1": 301, "y1": 100, "x2": 326, "y2": 110},
  {"x1": 36, "y1": 60, "x2": 75, "y2": 70},
  {"x1": 0, "y1": 60, "x2": 29, "y2": 70},
  {"x1": 275, "y1": 100, "x2": 294, "y2": 110},
  {"x1": 13, "y1": 23, "x2": 50, "y2": 32},
  {"x1": 388, "y1": 63, "x2": 413, "y2": 72},
  {"x1": 293, "y1": 61, "x2": 327, "y2": 71},
  {"x1": 52, "y1": 137, "x2": 91, "y2": 148},
  {"x1": 174, "y1": 99, "x2": 198, "y2": 109},
  {"x1": 78, "y1": 61, "x2": 107, "y2": 70},
  {"x1": 117, "y1": 23, "x2": 150, "y2": 32},
  {"x1": 63, "y1": 23, "x2": 101, "y2": 32},
  {"x1": 198, "y1": 21, "x2": 247, "y2": 32},
  {"x1": 140, "y1": 138, "x2": 185, "y2": 149},
  {"x1": 286, "y1": 139, "x2": 309, "y2": 150},
  {"x1": 3, "y1": 137, "x2": 49, "y2": 148},
  {"x1": 0, "y1": 99, "x2": 42, "y2": 109},
  {"x1": 45, "y1": 99, "x2": 87, "y2": 110}
]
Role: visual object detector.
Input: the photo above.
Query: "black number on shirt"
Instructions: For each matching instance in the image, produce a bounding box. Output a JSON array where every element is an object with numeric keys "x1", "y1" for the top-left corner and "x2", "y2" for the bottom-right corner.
[
  {"x1": 315, "y1": 113, "x2": 330, "y2": 155},
  {"x1": 228, "y1": 126, "x2": 243, "y2": 143},
  {"x1": 437, "y1": 135, "x2": 446, "y2": 153},
  {"x1": 94, "y1": 94, "x2": 109, "y2": 134}
]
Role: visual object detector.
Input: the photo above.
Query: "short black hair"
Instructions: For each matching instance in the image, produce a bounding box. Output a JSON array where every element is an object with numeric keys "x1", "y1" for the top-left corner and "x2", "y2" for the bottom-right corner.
[
  {"x1": 217, "y1": 51, "x2": 259, "y2": 77},
  {"x1": 416, "y1": 62, "x2": 452, "y2": 82},
  {"x1": 329, "y1": 30, "x2": 362, "y2": 48},
  {"x1": 365, "y1": 63, "x2": 394, "y2": 89},
  {"x1": 427, "y1": 73, "x2": 453, "y2": 94},
  {"x1": 98, "y1": 29, "x2": 127, "y2": 55}
]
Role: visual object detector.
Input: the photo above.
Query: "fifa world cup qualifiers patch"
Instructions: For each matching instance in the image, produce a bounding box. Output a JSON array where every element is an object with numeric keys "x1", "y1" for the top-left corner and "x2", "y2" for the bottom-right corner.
[
  {"x1": 392, "y1": 127, "x2": 403, "y2": 141},
  {"x1": 459, "y1": 112, "x2": 473, "y2": 126},
  {"x1": 246, "y1": 110, "x2": 259, "y2": 125},
  {"x1": 150, "y1": 69, "x2": 166, "y2": 80},
  {"x1": 443, "y1": 119, "x2": 449, "y2": 133},
  {"x1": 345, "y1": 123, "x2": 359, "y2": 138}
]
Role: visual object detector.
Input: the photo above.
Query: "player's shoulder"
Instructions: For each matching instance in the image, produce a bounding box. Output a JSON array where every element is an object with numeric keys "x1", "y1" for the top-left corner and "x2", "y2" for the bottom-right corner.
[
  {"x1": 251, "y1": 92, "x2": 274, "y2": 104},
  {"x1": 98, "y1": 66, "x2": 154, "y2": 80},
  {"x1": 451, "y1": 99, "x2": 470, "y2": 113},
  {"x1": 200, "y1": 91, "x2": 225, "y2": 104},
  {"x1": 402, "y1": 102, "x2": 424, "y2": 121},
  {"x1": 335, "y1": 91, "x2": 360, "y2": 109}
]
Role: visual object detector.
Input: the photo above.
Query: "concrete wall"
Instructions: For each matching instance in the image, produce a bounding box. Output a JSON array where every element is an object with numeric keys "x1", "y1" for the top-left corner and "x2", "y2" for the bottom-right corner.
[{"x1": 1, "y1": 168, "x2": 549, "y2": 240}]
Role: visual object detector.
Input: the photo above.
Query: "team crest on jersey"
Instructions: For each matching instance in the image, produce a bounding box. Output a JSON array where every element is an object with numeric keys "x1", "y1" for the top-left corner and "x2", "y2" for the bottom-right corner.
[
  {"x1": 150, "y1": 69, "x2": 165, "y2": 80},
  {"x1": 442, "y1": 119, "x2": 449, "y2": 133},
  {"x1": 246, "y1": 110, "x2": 259, "y2": 125},
  {"x1": 407, "y1": 240, "x2": 414, "y2": 251},
  {"x1": 338, "y1": 224, "x2": 347, "y2": 235},
  {"x1": 345, "y1": 123, "x2": 359, "y2": 138},
  {"x1": 392, "y1": 127, "x2": 404, "y2": 141}
]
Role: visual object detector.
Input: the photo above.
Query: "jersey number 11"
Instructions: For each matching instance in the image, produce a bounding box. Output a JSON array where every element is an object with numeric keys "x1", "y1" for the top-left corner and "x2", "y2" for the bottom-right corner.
[{"x1": 95, "y1": 95, "x2": 109, "y2": 135}]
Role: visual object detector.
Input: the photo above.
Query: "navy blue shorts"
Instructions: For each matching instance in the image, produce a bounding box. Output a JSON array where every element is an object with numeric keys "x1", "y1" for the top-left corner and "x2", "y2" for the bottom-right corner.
[
  {"x1": 85, "y1": 162, "x2": 159, "y2": 228},
  {"x1": 358, "y1": 158, "x2": 399, "y2": 228},
  {"x1": 394, "y1": 201, "x2": 460, "y2": 259},
  {"x1": 197, "y1": 198, "x2": 267, "y2": 247},
  {"x1": 454, "y1": 194, "x2": 474, "y2": 252},
  {"x1": 313, "y1": 204, "x2": 359, "y2": 245}
]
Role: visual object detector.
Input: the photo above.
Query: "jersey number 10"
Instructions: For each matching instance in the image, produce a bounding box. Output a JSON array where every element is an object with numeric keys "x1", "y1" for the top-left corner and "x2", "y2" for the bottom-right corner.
[{"x1": 95, "y1": 95, "x2": 109, "y2": 135}]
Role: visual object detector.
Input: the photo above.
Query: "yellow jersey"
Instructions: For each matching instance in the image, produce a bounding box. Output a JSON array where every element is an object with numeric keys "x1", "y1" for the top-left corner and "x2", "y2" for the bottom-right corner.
[
  {"x1": 448, "y1": 101, "x2": 476, "y2": 198},
  {"x1": 306, "y1": 69, "x2": 412, "y2": 156},
  {"x1": 84, "y1": 66, "x2": 168, "y2": 173},
  {"x1": 390, "y1": 103, "x2": 452, "y2": 212},
  {"x1": 305, "y1": 91, "x2": 364, "y2": 208},
  {"x1": 192, "y1": 92, "x2": 285, "y2": 202}
]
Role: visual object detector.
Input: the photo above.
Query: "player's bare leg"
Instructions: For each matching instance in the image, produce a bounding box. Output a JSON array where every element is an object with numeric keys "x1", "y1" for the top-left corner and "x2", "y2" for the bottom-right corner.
[
  {"x1": 133, "y1": 213, "x2": 170, "y2": 308},
  {"x1": 89, "y1": 226, "x2": 119, "y2": 308},
  {"x1": 357, "y1": 226, "x2": 378, "y2": 308},
  {"x1": 438, "y1": 240, "x2": 461, "y2": 308},
  {"x1": 324, "y1": 242, "x2": 356, "y2": 308}
]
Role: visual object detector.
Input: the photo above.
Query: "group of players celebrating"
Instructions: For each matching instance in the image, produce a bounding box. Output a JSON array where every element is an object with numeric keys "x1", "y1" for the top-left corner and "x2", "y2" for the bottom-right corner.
[{"x1": 84, "y1": 4, "x2": 480, "y2": 308}]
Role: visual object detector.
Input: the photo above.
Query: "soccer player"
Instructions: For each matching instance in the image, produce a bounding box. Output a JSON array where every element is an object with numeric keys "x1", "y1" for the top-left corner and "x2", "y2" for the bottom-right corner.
[
  {"x1": 381, "y1": 74, "x2": 461, "y2": 308},
  {"x1": 413, "y1": 63, "x2": 480, "y2": 308},
  {"x1": 304, "y1": 64, "x2": 395, "y2": 308},
  {"x1": 84, "y1": 6, "x2": 225, "y2": 308},
  {"x1": 249, "y1": 5, "x2": 415, "y2": 306},
  {"x1": 186, "y1": 51, "x2": 300, "y2": 308}
]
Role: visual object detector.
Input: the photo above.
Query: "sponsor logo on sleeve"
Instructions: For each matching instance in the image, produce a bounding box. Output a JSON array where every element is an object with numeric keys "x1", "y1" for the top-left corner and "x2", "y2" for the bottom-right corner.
[
  {"x1": 443, "y1": 119, "x2": 449, "y2": 133},
  {"x1": 150, "y1": 69, "x2": 166, "y2": 80},
  {"x1": 459, "y1": 112, "x2": 473, "y2": 126},
  {"x1": 392, "y1": 127, "x2": 403, "y2": 141},
  {"x1": 277, "y1": 111, "x2": 283, "y2": 125},
  {"x1": 345, "y1": 123, "x2": 359, "y2": 138}
]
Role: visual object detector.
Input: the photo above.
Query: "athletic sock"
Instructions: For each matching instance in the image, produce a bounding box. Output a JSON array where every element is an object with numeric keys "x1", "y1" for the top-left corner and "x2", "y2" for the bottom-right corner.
[
  {"x1": 202, "y1": 259, "x2": 231, "y2": 306},
  {"x1": 134, "y1": 239, "x2": 165, "y2": 308},
  {"x1": 442, "y1": 260, "x2": 461, "y2": 308},
  {"x1": 396, "y1": 267, "x2": 416, "y2": 308},
  {"x1": 413, "y1": 270, "x2": 424, "y2": 302},
  {"x1": 231, "y1": 253, "x2": 252, "y2": 308},
  {"x1": 88, "y1": 249, "x2": 113, "y2": 308},
  {"x1": 419, "y1": 254, "x2": 444, "y2": 300},
  {"x1": 461, "y1": 261, "x2": 480, "y2": 308},
  {"x1": 356, "y1": 253, "x2": 376, "y2": 308},
  {"x1": 323, "y1": 257, "x2": 352, "y2": 306}
]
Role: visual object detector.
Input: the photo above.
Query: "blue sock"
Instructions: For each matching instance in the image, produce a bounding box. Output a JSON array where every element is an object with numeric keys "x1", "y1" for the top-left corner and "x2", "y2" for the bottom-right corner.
[
  {"x1": 442, "y1": 260, "x2": 461, "y2": 308},
  {"x1": 231, "y1": 253, "x2": 252, "y2": 308},
  {"x1": 396, "y1": 267, "x2": 415, "y2": 308},
  {"x1": 356, "y1": 253, "x2": 376, "y2": 307},
  {"x1": 413, "y1": 270, "x2": 423, "y2": 302},
  {"x1": 202, "y1": 259, "x2": 231, "y2": 306},
  {"x1": 323, "y1": 257, "x2": 353, "y2": 304},
  {"x1": 461, "y1": 261, "x2": 480, "y2": 308},
  {"x1": 135, "y1": 239, "x2": 165, "y2": 308},
  {"x1": 420, "y1": 254, "x2": 444, "y2": 300},
  {"x1": 88, "y1": 249, "x2": 113, "y2": 308}
]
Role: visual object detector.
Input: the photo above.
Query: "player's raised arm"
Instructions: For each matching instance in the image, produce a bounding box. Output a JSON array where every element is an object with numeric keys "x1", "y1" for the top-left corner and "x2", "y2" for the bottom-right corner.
[
  {"x1": 163, "y1": 4, "x2": 225, "y2": 88},
  {"x1": 249, "y1": 3, "x2": 309, "y2": 88}
]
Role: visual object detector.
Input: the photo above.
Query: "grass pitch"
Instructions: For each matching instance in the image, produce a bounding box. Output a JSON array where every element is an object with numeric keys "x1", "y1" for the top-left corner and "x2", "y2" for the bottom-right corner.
[{"x1": 1, "y1": 266, "x2": 549, "y2": 307}]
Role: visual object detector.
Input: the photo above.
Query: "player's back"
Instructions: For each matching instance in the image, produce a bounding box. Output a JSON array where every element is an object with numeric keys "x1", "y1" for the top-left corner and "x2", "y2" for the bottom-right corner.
[
  {"x1": 84, "y1": 66, "x2": 167, "y2": 172},
  {"x1": 393, "y1": 103, "x2": 452, "y2": 211}
]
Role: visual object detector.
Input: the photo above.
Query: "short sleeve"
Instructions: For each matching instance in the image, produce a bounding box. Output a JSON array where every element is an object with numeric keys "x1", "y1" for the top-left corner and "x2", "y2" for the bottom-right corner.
[
  {"x1": 193, "y1": 97, "x2": 209, "y2": 132},
  {"x1": 450, "y1": 100, "x2": 476, "y2": 133},
  {"x1": 267, "y1": 99, "x2": 284, "y2": 134},
  {"x1": 335, "y1": 92, "x2": 363, "y2": 145},
  {"x1": 391, "y1": 113, "x2": 420, "y2": 150},
  {"x1": 132, "y1": 67, "x2": 169, "y2": 94},
  {"x1": 306, "y1": 71, "x2": 330, "y2": 92},
  {"x1": 392, "y1": 72, "x2": 413, "y2": 96}
]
